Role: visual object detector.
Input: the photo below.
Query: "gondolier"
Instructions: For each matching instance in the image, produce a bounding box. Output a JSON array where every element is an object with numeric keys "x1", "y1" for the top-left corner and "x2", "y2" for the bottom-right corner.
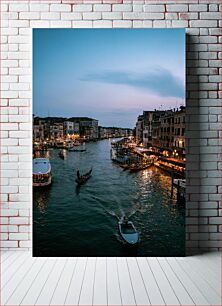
[{"x1": 75, "y1": 168, "x2": 92, "y2": 185}]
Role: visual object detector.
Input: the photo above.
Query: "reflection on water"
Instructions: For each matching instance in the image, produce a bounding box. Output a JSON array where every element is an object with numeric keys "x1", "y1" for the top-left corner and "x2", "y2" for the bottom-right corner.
[{"x1": 33, "y1": 139, "x2": 185, "y2": 257}]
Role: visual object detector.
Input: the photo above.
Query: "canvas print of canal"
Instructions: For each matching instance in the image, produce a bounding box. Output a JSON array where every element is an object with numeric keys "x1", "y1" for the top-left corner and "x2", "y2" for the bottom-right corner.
[{"x1": 33, "y1": 29, "x2": 186, "y2": 257}]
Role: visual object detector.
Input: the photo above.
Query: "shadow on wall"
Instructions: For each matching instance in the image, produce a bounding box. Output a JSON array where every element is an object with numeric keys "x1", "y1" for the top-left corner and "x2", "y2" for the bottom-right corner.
[{"x1": 186, "y1": 33, "x2": 201, "y2": 256}]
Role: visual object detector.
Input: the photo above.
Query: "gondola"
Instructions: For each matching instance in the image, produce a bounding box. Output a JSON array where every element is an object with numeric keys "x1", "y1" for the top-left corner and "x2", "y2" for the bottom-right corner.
[
  {"x1": 75, "y1": 168, "x2": 92, "y2": 185},
  {"x1": 59, "y1": 150, "x2": 65, "y2": 159}
]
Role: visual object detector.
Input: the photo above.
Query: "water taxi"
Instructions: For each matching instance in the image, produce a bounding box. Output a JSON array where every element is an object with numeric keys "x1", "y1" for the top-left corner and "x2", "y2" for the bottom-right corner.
[
  {"x1": 118, "y1": 217, "x2": 139, "y2": 245},
  {"x1": 33, "y1": 158, "x2": 52, "y2": 187}
]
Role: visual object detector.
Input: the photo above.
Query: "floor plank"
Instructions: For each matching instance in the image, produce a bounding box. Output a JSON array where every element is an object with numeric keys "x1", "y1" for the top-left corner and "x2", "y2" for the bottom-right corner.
[
  {"x1": 1, "y1": 252, "x2": 29, "y2": 289},
  {"x1": 35, "y1": 258, "x2": 67, "y2": 305},
  {"x1": 2, "y1": 256, "x2": 37, "y2": 305},
  {"x1": 148, "y1": 258, "x2": 180, "y2": 305},
  {"x1": 157, "y1": 258, "x2": 195, "y2": 305},
  {"x1": 20, "y1": 258, "x2": 57, "y2": 305},
  {"x1": 195, "y1": 253, "x2": 220, "y2": 275},
  {"x1": 107, "y1": 258, "x2": 122, "y2": 306},
  {"x1": 167, "y1": 257, "x2": 210, "y2": 305},
  {"x1": 137, "y1": 257, "x2": 165, "y2": 305},
  {"x1": 93, "y1": 257, "x2": 107, "y2": 305},
  {"x1": 78, "y1": 257, "x2": 96, "y2": 305},
  {"x1": 117, "y1": 257, "x2": 136, "y2": 305},
  {"x1": 176, "y1": 257, "x2": 221, "y2": 305},
  {"x1": 50, "y1": 257, "x2": 77, "y2": 305},
  {"x1": 64, "y1": 257, "x2": 87, "y2": 306},
  {"x1": 2, "y1": 252, "x2": 22, "y2": 273},
  {"x1": 127, "y1": 257, "x2": 150, "y2": 305},
  {"x1": 5, "y1": 258, "x2": 46, "y2": 305},
  {"x1": 0, "y1": 251, "x2": 15, "y2": 263},
  {"x1": 188, "y1": 256, "x2": 220, "y2": 295},
  {"x1": 1, "y1": 252, "x2": 220, "y2": 306}
]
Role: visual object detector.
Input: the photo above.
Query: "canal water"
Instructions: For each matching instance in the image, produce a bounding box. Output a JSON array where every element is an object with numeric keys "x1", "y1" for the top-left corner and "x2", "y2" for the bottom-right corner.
[{"x1": 33, "y1": 139, "x2": 185, "y2": 257}]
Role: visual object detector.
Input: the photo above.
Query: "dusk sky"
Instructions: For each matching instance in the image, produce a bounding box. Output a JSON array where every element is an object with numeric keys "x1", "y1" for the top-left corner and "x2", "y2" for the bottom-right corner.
[{"x1": 33, "y1": 29, "x2": 185, "y2": 128}]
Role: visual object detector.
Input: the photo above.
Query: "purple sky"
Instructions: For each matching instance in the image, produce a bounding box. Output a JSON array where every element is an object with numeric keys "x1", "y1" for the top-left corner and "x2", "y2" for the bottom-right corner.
[{"x1": 33, "y1": 29, "x2": 185, "y2": 128}]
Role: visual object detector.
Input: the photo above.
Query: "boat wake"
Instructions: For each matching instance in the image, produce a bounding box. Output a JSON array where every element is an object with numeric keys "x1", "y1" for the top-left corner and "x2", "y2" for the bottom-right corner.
[{"x1": 91, "y1": 196, "x2": 142, "y2": 221}]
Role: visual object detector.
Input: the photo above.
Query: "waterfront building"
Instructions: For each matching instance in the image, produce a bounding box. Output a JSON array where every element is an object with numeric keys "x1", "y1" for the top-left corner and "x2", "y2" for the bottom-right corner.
[
  {"x1": 135, "y1": 111, "x2": 165, "y2": 148},
  {"x1": 135, "y1": 115, "x2": 144, "y2": 144},
  {"x1": 33, "y1": 115, "x2": 132, "y2": 143},
  {"x1": 49, "y1": 123, "x2": 64, "y2": 140},
  {"x1": 151, "y1": 111, "x2": 166, "y2": 150},
  {"x1": 33, "y1": 117, "x2": 48, "y2": 142},
  {"x1": 159, "y1": 110, "x2": 174, "y2": 149},
  {"x1": 99, "y1": 127, "x2": 133, "y2": 139},
  {"x1": 135, "y1": 106, "x2": 185, "y2": 159},
  {"x1": 173, "y1": 106, "x2": 185, "y2": 159},
  {"x1": 68, "y1": 117, "x2": 99, "y2": 140},
  {"x1": 142, "y1": 111, "x2": 153, "y2": 148},
  {"x1": 64, "y1": 121, "x2": 80, "y2": 137},
  {"x1": 33, "y1": 122, "x2": 44, "y2": 142},
  {"x1": 142, "y1": 111, "x2": 165, "y2": 148}
]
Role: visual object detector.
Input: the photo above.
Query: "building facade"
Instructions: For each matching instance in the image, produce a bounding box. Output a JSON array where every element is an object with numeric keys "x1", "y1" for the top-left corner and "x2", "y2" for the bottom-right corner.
[
  {"x1": 64, "y1": 121, "x2": 80, "y2": 136},
  {"x1": 99, "y1": 127, "x2": 133, "y2": 139},
  {"x1": 135, "y1": 115, "x2": 144, "y2": 143},
  {"x1": 33, "y1": 116, "x2": 99, "y2": 142},
  {"x1": 135, "y1": 107, "x2": 185, "y2": 159},
  {"x1": 49, "y1": 123, "x2": 64, "y2": 140}
]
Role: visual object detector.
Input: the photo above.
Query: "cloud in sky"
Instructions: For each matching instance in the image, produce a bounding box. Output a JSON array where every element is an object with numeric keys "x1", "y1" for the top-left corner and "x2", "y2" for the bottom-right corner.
[{"x1": 80, "y1": 67, "x2": 184, "y2": 99}]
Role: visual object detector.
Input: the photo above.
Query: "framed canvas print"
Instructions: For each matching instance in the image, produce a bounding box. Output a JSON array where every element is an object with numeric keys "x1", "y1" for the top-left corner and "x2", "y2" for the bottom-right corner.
[{"x1": 33, "y1": 29, "x2": 185, "y2": 257}]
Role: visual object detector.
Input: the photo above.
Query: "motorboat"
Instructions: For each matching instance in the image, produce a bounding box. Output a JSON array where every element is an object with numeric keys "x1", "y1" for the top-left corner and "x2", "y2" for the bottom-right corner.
[
  {"x1": 69, "y1": 148, "x2": 86, "y2": 152},
  {"x1": 75, "y1": 168, "x2": 92, "y2": 185},
  {"x1": 73, "y1": 141, "x2": 81, "y2": 146},
  {"x1": 69, "y1": 143, "x2": 86, "y2": 152},
  {"x1": 33, "y1": 158, "x2": 52, "y2": 187},
  {"x1": 118, "y1": 217, "x2": 139, "y2": 245}
]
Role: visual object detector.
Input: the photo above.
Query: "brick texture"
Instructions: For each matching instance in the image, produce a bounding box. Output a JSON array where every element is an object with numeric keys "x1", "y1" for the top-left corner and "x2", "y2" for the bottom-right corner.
[{"x1": 0, "y1": 0, "x2": 221, "y2": 254}]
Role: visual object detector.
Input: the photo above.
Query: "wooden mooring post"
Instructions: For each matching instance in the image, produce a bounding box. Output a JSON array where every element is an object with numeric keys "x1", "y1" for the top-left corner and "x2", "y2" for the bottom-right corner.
[
  {"x1": 171, "y1": 167, "x2": 174, "y2": 198},
  {"x1": 177, "y1": 182, "x2": 186, "y2": 206},
  {"x1": 171, "y1": 168, "x2": 185, "y2": 206}
]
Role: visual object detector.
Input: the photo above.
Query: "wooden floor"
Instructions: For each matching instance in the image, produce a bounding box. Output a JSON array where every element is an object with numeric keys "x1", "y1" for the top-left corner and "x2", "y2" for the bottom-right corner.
[{"x1": 1, "y1": 251, "x2": 220, "y2": 306}]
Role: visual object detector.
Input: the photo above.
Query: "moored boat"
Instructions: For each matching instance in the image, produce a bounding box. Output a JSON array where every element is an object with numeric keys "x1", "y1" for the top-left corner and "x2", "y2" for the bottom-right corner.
[
  {"x1": 69, "y1": 143, "x2": 86, "y2": 152},
  {"x1": 75, "y1": 168, "x2": 92, "y2": 185},
  {"x1": 118, "y1": 217, "x2": 139, "y2": 245},
  {"x1": 173, "y1": 178, "x2": 186, "y2": 189},
  {"x1": 69, "y1": 148, "x2": 86, "y2": 152},
  {"x1": 73, "y1": 141, "x2": 81, "y2": 146},
  {"x1": 128, "y1": 162, "x2": 152, "y2": 172},
  {"x1": 33, "y1": 158, "x2": 52, "y2": 187}
]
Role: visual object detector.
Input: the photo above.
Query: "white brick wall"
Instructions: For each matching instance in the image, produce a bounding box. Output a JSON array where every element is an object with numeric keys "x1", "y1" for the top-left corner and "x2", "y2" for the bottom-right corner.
[{"x1": 1, "y1": 0, "x2": 221, "y2": 254}]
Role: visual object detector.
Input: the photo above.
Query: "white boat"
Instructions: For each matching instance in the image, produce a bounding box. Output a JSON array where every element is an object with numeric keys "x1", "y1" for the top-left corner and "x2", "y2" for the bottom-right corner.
[
  {"x1": 64, "y1": 140, "x2": 74, "y2": 150},
  {"x1": 118, "y1": 218, "x2": 139, "y2": 245},
  {"x1": 73, "y1": 141, "x2": 81, "y2": 146},
  {"x1": 33, "y1": 158, "x2": 52, "y2": 187},
  {"x1": 69, "y1": 143, "x2": 86, "y2": 152}
]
